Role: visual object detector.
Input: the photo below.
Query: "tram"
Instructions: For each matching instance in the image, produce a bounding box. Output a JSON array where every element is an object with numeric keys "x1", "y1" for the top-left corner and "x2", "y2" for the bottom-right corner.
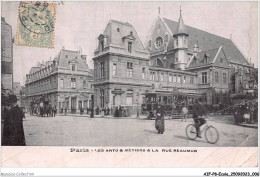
[{"x1": 141, "y1": 89, "x2": 202, "y2": 119}]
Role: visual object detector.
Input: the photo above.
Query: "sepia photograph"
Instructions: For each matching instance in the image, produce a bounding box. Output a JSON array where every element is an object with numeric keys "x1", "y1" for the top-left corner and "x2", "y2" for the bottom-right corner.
[{"x1": 0, "y1": 0, "x2": 259, "y2": 172}]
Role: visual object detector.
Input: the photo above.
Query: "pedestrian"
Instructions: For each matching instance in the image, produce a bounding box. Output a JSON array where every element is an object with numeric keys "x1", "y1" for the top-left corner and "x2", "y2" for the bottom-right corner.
[
  {"x1": 107, "y1": 107, "x2": 110, "y2": 115},
  {"x1": 119, "y1": 106, "x2": 122, "y2": 117},
  {"x1": 96, "y1": 107, "x2": 100, "y2": 115},
  {"x1": 52, "y1": 105, "x2": 57, "y2": 117},
  {"x1": 155, "y1": 104, "x2": 165, "y2": 134},
  {"x1": 182, "y1": 104, "x2": 188, "y2": 122},
  {"x1": 2, "y1": 95, "x2": 26, "y2": 146},
  {"x1": 114, "y1": 106, "x2": 119, "y2": 117},
  {"x1": 104, "y1": 107, "x2": 107, "y2": 116}
]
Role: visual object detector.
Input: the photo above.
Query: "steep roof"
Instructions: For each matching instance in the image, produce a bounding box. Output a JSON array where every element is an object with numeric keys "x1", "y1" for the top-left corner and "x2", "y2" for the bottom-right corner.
[
  {"x1": 189, "y1": 48, "x2": 219, "y2": 68},
  {"x1": 173, "y1": 13, "x2": 188, "y2": 36},
  {"x1": 162, "y1": 17, "x2": 250, "y2": 65},
  {"x1": 29, "y1": 67, "x2": 40, "y2": 74},
  {"x1": 103, "y1": 19, "x2": 146, "y2": 50},
  {"x1": 57, "y1": 49, "x2": 89, "y2": 71}
]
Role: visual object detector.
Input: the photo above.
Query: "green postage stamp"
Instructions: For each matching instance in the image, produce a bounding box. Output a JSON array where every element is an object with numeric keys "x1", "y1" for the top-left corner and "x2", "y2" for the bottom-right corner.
[{"x1": 16, "y1": 1, "x2": 56, "y2": 48}]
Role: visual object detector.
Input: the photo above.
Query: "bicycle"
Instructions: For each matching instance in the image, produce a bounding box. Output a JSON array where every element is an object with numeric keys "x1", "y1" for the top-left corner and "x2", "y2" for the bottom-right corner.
[{"x1": 186, "y1": 117, "x2": 219, "y2": 144}]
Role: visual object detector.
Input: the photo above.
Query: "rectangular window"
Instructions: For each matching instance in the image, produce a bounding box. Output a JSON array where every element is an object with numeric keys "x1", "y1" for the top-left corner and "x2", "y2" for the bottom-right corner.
[
  {"x1": 83, "y1": 80, "x2": 86, "y2": 88},
  {"x1": 150, "y1": 72, "x2": 155, "y2": 81},
  {"x1": 215, "y1": 71, "x2": 219, "y2": 82},
  {"x1": 71, "y1": 78, "x2": 76, "y2": 88},
  {"x1": 202, "y1": 72, "x2": 207, "y2": 84},
  {"x1": 126, "y1": 96, "x2": 133, "y2": 105},
  {"x1": 127, "y1": 62, "x2": 133, "y2": 78},
  {"x1": 190, "y1": 76, "x2": 194, "y2": 84},
  {"x1": 142, "y1": 67, "x2": 145, "y2": 79},
  {"x1": 183, "y1": 76, "x2": 186, "y2": 84},
  {"x1": 173, "y1": 74, "x2": 177, "y2": 82},
  {"x1": 177, "y1": 75, "x2": 181, "y2": 83},
  {"x1": 101, "y1": 41, "x2": 104, "y2": 52},
  {"x1": 223, "y1": 73, "x2": 227, "y2": 83},
  {"x1": 169, "y1": 75, "x2": 173, "y2": 82},
  {"x1": 112, "y1": 63, "x2": 117, "y2": 76},
  {"x1": 60, "y1": 79, "x2": 64, "y2": 88},
  {"x1": 72, "y1": 64, "x2": 75, "y2": 71},
  {"x1": 128, "y1": 42, "x2": 132, "y2": 53},
  {"x1": 100, "y1": 62, "x2": 104, "y2": 78},
  {"x1": 160, "y1": 73, "x2": 164, "y2": 81}
]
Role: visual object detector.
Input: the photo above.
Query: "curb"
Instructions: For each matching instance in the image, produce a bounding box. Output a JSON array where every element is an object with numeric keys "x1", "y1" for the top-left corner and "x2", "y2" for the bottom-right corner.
[{"x1": 237, "y1": 123, "x2": 258, "y2": 129}]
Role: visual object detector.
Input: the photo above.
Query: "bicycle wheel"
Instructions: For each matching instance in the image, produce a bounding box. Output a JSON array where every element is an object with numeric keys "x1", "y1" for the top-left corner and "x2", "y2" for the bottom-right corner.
[
  {"x1": 205, "y1": 126, "x2": 219, "y2": 144},
  {"x1": 186, "y1": 124, "x2": 197, "y2": 140}
]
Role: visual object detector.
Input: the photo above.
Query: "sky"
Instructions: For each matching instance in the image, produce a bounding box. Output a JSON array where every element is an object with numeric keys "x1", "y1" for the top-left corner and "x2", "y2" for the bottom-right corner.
[{"x1": 1, "y1": 1, "x2": 258, "y2": 85}]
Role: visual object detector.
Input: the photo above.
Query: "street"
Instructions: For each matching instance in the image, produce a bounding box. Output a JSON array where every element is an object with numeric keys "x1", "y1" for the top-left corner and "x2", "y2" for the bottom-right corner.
[{"x1": 23, "y1": 114, "x2": 258, "y2": 147}]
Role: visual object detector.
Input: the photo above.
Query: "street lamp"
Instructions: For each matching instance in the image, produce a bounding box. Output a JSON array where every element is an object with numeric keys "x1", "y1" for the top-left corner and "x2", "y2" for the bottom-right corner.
[{"x1": 136, "y1": 92, "x2": 140, "y2": 118}]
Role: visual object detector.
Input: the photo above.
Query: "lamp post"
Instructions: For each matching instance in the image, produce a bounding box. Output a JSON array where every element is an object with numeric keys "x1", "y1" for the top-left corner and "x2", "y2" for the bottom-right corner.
[{"x1": 136, "y1": 91, "x2": 140, "y2": 118}]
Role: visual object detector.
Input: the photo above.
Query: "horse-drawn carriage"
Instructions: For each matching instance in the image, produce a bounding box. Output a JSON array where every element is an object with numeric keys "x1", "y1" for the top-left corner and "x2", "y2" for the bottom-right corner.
[{"x1": 30, "y1": 95, "x2": 52, "y2": 117}]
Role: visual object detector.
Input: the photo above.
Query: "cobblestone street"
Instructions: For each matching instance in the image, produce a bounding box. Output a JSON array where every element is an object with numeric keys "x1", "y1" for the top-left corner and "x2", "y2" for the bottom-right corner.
[{"x1": 23, "y1": 114, "x2": 258, "y2": 147}]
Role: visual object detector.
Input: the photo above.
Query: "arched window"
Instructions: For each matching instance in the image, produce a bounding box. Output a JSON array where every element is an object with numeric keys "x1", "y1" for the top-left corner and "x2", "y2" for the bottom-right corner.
[{"x1": 155, "y1": 37, "x2": 163, "y2": 49}]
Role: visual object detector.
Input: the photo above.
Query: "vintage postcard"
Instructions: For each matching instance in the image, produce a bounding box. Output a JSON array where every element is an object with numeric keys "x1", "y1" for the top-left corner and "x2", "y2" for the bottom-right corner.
[{"x1": 1, "y1": 0, "x2": 259, "y2": 176}]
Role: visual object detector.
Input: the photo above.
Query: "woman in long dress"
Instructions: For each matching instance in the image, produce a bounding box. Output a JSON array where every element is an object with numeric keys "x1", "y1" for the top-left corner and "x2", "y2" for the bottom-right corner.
[{"x1": 155, "y1": 104, "x2": 165, "y2": 134}]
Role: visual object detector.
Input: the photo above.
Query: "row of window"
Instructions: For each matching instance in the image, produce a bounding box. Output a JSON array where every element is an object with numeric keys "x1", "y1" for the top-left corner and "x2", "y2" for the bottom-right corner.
[
  {"x1": 100, "y1": 41, "x2": 132, "y2": 53},
  {"x1": 27, "y1": 78, "x2": 57, "y2": 94},
  {"x1": 60, "y1": 78, "x2": 92, "y2": 89},
  {"x1": 201, "y1": 72, "x2": 228, "y2": 84},
  {"x1": 214, "y1": 71, "x2": 227, "y2": 83}
]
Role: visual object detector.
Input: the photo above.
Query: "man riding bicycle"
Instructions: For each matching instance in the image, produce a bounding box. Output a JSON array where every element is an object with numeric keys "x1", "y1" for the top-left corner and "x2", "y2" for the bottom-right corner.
[{"x1": 192, "y1": 99, "x2": 208, "y2": 138}]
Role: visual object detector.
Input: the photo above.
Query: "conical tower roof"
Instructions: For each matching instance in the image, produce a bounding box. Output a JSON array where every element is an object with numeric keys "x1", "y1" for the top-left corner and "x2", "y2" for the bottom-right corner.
[{"x1": 173, "y1": 9, "x2": 189, "y2": 37}]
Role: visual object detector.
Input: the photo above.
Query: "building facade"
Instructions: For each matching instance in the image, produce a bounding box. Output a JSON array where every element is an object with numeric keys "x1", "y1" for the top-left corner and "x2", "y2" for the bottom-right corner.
[
  {"x1": 13, "y1": 82, "x2": 26, "y2": 107},
  {"x1": 25, "y1": 49, "x2": 94, "y2": 113},
  {"x1": 1, "y1": 17, "x2": 13, "y2": 95},
  {"x1": 93, "y1": 10, "x2": 255, "y2": 111}
]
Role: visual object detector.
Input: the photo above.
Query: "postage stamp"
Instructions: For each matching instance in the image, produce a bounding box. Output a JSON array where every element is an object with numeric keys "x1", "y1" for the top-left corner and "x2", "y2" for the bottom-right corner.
[{"x1": 16, "y1": 1, "x2": 56, "y2": 48}]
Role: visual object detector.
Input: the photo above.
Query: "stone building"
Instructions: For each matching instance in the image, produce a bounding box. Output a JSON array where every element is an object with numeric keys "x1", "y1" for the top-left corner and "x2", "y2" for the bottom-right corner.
[
  {"x1": 93, "y1": 9, "x2": 255, "y2": 111},
  {"x1": 13, "y1": 82, "x2": 26, "y2": 107},
  {"x1": 1, "y1": 17, "x2": 13, "y2": 95},
  {"x1": 25, "y1": 49, "x2": 94, "y2": 113}
]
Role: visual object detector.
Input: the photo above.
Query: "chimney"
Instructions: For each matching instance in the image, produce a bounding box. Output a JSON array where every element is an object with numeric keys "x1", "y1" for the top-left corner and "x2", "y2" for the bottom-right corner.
[{"x1": 81, "y1": 55, "x2": 87, "y2": 61}]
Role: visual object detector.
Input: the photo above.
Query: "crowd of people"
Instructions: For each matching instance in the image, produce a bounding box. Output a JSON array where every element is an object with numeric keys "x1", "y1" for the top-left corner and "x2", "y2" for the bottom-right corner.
[{"x1": 30, "y1": 105, "x2": 57, "y2": 117}]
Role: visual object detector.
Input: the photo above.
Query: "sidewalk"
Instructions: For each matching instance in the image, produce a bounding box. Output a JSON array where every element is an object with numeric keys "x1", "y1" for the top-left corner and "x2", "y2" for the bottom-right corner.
[
  {"x1": 237, "y1": 122, "x2": 258, "y2": 129},
  {"x1": 57, "y1": 113, "x2": 148, "y2": 119}
]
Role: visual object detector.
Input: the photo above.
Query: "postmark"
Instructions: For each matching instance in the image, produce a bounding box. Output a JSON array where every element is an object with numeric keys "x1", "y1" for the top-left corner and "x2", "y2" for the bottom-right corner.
[{"x1": 16, "y1": 1, "x2": 56, "y2": 48}]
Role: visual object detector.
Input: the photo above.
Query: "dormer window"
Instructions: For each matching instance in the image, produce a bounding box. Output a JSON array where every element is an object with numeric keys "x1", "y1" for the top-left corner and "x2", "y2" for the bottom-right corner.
[
  {"x1": 130, "y1": 31, "x2": 133, "y2": 35},
  {"x1": 72, "y1": 64, "x2": 75, "y2": 71},
  {"x1": 220, "y1": 58, "x2": 223, "y2": 63},
  {"x1": 128, "y1": 42, "x2": 132, "y2": 53}
]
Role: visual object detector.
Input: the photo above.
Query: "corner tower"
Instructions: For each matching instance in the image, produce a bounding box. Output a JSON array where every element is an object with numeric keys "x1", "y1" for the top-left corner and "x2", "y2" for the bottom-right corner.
[{"x1": 173, "y1": 7, "x2": 189, "y2": 70}]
